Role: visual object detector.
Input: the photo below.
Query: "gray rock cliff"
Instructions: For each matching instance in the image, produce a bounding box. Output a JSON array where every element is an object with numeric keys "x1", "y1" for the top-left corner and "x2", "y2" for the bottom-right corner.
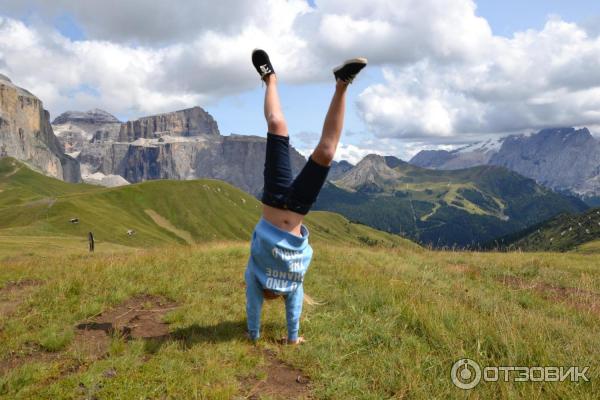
[
  {"x1": 66, "y1": 107, "x2": 306, "y2": 194},
  {"x1": 53, "y1": 109, "x2": 121, "y2": 156},
  {"x1": 489, "y1": 128, "x2": 600, "y2": 196},
  {"x1": 0, "y1": 75, "x2": 81, "y2": 182},
  {"x1": 118, "y1": 106, "x2": 220, "y2": 142},
  {"x1": 334, "y1": 154, "x2": 403, "y2": 190}
]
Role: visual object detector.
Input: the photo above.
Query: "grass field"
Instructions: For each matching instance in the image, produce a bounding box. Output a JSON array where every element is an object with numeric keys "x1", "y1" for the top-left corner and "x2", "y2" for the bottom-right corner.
[
  {"x1": 1, "y1": 241, "x2": 599, "y2": 399},
  {"x1": 1, "y1": 158, "x2": 599, "y2": 398}
]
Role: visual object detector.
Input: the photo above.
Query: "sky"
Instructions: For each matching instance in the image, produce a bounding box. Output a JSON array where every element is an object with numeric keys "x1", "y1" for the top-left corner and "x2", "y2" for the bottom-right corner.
[{"x1": 1, "y1": 0, "x2": 600, "y2": 163}]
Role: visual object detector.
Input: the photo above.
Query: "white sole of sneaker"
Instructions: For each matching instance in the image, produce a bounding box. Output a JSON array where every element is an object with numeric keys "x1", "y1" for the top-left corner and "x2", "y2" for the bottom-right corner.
[{"x1": 333, "y1": 57, "x2": 368, "y2": 73}]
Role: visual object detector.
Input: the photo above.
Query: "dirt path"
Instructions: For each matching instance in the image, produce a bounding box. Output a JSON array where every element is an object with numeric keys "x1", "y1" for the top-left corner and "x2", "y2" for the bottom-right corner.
[
  {"x1": 21, "y1": 197, "x2": 56, "y2": 208},
  {"x1": 243, "y1": 348, "x2": 311, "y2": 399},
  {"x1": 144, "y1": 209, "x2": 195, "y2": 244}
]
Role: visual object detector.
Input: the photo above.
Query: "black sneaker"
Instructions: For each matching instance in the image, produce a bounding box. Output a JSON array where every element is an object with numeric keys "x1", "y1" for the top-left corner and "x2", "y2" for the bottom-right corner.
[
  {"x1": 333, "y1": 57, "x2": 368, "y2": 84},
  {"x1": 251, "y1": 49, "x2": 275, "y2": 80}
]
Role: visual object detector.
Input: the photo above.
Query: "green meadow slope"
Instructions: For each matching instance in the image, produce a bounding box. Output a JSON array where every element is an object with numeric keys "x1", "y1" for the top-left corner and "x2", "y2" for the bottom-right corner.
[
  {"x1": 491, "y1": 207, "x2": 600, "y2": 252},
  {"x1": 0, "y1": 157, "x2": 416, "y2": 256}
]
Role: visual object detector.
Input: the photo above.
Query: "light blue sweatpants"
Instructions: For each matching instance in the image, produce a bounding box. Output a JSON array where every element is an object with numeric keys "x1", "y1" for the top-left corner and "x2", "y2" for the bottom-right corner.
[{"x1": 245, "y1": 268, "x2": 304, "y2": 341}]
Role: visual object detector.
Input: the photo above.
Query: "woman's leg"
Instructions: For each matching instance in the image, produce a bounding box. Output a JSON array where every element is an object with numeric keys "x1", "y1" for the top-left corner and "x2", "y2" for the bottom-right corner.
[
  {"x1": 252, "y1": 49, "x2": 302, "y2": 233},
  {"x1": 285, "y1": 81, "x2": 348, "y2": 215},
  {"x1": 245, "y1": 268, "x2": 264, "y2": 341},
  {"x1": 311, "y1": 80, "x2": 348, "y2": 167},
  {"x1": 261, "y1": 73, "x2": 294, "y2": 210},
  {"x1": 286, "y1": 58, "x2": 367, "y2": 215},
  {"x1": 285, "y1": 283, "x2": 304, "y2": 342},
  {"x1": 264, "y1": 74, "x2": 288, "y2": 137}
]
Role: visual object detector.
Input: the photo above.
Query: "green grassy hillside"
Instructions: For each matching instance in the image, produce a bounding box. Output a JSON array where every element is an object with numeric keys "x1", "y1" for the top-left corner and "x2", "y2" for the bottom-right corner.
[
  {"x1": 0, "y1": 158, "x2": 99, "y2": 208},
  {"x1": 0, "y1": 158, "x2": 416, "y2": 257},
  {"x1": 315, "y1": 156, "x2": 588, "y2": 248},
  {"x1": 1, "y1": 158, "x2": 599, "y2": 398},
  {"x1": 1, "y1": 242, "x2": 598, "y2": 398},
  {"x1": 491, "y1": 207, "x2": 600, "y2": 252}
]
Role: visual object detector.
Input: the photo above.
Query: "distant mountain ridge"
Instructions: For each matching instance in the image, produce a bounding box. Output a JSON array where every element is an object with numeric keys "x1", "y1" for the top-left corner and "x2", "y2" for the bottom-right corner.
[
  {"x1": 51, "y1": 106, "x2": 306, "y2": 193},
  {"x1": 410, "y1": 128, "x2": 600, "y2": 199},
  {"x1": 314, "y1": 154, "x2": 588, "y2": 247}
]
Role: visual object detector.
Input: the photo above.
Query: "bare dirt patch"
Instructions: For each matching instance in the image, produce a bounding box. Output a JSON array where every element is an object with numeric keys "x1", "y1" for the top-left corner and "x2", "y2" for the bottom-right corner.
[
  {"x1": 497, "y1": 275, "x2": 600, "y2": 315},
  {"x1": 74, "y1": 294, "x2": 178, "y2": 359},
  {"x1": 0, "y1": 279, "x2": 43, "y2": 317},
  {"x1": 0, "y1": 342, "x2": 62, "y2": 376},
  {"x1": 243, "y1": 348, "x2": 311, "y2": 399},
  {"x1": 0, "y1": 295, "x2": 177, "y2": 380}
]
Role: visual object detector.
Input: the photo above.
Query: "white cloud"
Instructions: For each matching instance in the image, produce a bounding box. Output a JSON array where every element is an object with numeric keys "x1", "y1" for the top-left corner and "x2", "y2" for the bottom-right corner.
[
  {"x1": 0, "y1": 0, "x2": 496, "y2": 122},
  {"x1": 0, "y1": 16, "x2": 204, "y2": 118},
  {"x1": 357, "y1": 18, "x2": 600, "y2": 140},
  {"x1": 0, "y1": 0, "x2": 258, "y2": 45},
  {"x1": 0, "y1": 1, "x2": 313, "y2": 119},
  {"x1": 334, "y1": 143, "x2": 383, "y2": 164},
  {"x1": 313, "y1": 0, "x2": 492, "y2": 64},
  {"x1": 296, "y1": 142, "x2": 387, "y2": 164},
  {"x1": 1, "y1": 0, "x2": 600, "y2": 150}
]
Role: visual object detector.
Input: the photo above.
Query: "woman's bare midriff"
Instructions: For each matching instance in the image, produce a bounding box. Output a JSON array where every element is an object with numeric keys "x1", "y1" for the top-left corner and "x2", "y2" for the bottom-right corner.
[{"x1": 262, "y1": 204, "x2": 304, "y2": 237}]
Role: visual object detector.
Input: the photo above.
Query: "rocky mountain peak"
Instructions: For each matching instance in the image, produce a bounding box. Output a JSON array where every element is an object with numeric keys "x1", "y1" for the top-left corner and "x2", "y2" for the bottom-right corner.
[
  {"x1": 52, "y1": 109, "x2": 122, "y2": 155},
  {"x1": 335, "y1": 153, "x2": 402, "y2": 191},
  {"x1": 52, "y1": 109, "x2": 121, "y2": 125},
  {"x1": 409, "y1": 149, "x2": 454, "y2": 168},
  {"x1": 328, "y1": 159, "x2": 354, "y2": 180},
  {"x1": 384, "y1": 155, "x2": 409, "y2": 169},
  {"x1": 361, "y1": 153, "x2": 385, "y2": 162},
  {"x1": 537, "y1": 127, "x2": 577, "y2": 136},
  {"x1": 0, "y1": 74, "x2": 11, "y2": 83},
  {"x1": 118, "y1": 106, "x2": 220, "y2": 142}
]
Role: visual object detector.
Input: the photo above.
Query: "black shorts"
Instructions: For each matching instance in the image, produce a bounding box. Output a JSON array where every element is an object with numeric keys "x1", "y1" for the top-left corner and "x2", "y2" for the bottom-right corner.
[{"x1": 261, "y1": 133, "x2": 330, "y2": 215}]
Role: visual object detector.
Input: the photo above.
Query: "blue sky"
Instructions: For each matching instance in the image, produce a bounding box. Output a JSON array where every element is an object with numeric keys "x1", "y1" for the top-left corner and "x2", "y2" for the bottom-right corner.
[
  {"x1": 2, "y1": 0, "x2": 600, "y2": 162},
  {"x1": 476, "y1": 0, "x2": 600, "y2": 36}
]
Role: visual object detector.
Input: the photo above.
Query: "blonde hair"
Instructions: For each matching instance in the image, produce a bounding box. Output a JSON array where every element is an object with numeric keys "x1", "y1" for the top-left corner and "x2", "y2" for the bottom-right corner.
[
  {"x1": 263, "y1": 289, "x2": 322, "y2": 305},
  {"x1": 303, "y1": 293, "x2": 322, "y2": 306}
]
